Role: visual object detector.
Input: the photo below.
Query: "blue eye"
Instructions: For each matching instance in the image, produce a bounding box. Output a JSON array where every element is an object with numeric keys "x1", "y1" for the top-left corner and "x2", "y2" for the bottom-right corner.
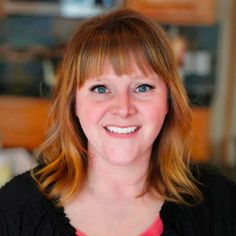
[
  {"x1": 135, "y1": 84, "x2": 154, "y2": 93},
  {"x1": 90, "y1": 85, "x2": 109, "y2": 94}
]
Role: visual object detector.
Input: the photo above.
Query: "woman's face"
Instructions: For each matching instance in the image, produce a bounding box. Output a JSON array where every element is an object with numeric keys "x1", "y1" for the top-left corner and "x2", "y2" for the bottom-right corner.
[{"x1": 75, "y1": 62, "x2": 168, "y2": 166}]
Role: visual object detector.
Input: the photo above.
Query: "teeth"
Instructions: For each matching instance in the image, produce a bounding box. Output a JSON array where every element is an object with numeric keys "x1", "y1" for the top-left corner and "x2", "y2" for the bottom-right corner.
[{"x1": 106, "y1": 126, "x2": 138, "y2": 134}]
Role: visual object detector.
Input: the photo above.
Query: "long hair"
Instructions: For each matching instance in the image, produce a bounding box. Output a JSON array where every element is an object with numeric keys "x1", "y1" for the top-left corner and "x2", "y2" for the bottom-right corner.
[{"x1": 33, "y1": 9, "x2": 203, "y2": 205}]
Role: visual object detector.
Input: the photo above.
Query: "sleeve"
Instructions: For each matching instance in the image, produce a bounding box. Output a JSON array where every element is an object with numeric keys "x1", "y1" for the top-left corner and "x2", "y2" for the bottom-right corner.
[{"x1": 0, "y1": 209, "x2": 9, "y2": 236}]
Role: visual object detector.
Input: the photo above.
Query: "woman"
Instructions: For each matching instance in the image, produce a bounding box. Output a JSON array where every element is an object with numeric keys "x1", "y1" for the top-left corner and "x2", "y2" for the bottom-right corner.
[{"x1": 0, "y1": 9, "x2": 235, "y2": 236}]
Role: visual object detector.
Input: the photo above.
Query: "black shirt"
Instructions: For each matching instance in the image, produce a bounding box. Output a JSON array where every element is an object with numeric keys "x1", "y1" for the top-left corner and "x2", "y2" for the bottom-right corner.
[{"x1": 0, "y1": 165, "x2": 235, "y2": 236}]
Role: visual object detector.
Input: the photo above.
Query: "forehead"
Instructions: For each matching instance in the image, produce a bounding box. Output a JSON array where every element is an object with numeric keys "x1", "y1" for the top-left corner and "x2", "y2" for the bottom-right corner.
[
  {"x1": 83, "y1": 60, "x2": 165, "y2": 89},
  {"x1": 82, "y1": 56, "x2": 159, "y2": 83}
]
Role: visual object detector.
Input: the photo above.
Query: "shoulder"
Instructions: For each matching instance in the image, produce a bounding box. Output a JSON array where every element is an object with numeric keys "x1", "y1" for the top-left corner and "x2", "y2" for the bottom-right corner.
[
  {"x1": 0, "y1": 171, "x2": 52, "y2": 235},
  {"x1": 161, "y1": 164, "x2": 236, "y2": 235},
  {"x1": 0, "y1": 169, "x2": 76, "y2": 236},
  {"x1": 191, "y1": 163, "x2": 236, "y2": 199},
  {"x1": 192, "y1": 164, "x2": 236, "y2": 234},
  {"x1": 0, "y1": 170, "x2": 41, "y2": 210}
]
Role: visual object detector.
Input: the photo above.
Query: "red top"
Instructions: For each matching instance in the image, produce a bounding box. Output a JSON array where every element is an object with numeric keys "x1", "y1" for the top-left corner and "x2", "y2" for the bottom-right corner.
[{"x1": 76, "y1": 215, "x2": 163, "y2": 236}]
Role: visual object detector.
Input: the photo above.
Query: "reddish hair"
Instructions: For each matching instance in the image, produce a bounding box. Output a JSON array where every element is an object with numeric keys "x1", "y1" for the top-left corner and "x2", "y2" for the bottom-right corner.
[{"x1": 33, "y1": 9, "x2": 202, "y2": 205}]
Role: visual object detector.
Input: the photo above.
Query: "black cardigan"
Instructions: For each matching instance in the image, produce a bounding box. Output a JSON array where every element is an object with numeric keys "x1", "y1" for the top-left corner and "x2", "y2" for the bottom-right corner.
[{"x1": 0, "y1": 165, "x2": 235, "y2": 236}]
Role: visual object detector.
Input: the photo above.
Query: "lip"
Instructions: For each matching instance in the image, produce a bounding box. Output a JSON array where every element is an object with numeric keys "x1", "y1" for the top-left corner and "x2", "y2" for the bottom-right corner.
[
  {"x1": 103, "y1": 125, "x2": 141, "y2": 138},
  {"x1": 103, "y1": 124, "x2": 142, "y2": 128}
]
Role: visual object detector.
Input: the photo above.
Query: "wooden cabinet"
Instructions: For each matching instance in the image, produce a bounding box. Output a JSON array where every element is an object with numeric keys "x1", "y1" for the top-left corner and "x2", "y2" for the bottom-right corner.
[
  {"x1": 0, "y1": 96, "x2": 50, "y2": 150},
  {"x1": 191, "y1": 107, "x2": 211, "y2": 162},
  {"x1": 124, "y1": 0, "x2": 216, "y2": 25}
]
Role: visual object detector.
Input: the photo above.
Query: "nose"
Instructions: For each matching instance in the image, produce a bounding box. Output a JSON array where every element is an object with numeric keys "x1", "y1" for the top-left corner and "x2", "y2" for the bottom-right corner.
[{"x1": 111, "y1": 93, "x2": 137, "y2": 117}]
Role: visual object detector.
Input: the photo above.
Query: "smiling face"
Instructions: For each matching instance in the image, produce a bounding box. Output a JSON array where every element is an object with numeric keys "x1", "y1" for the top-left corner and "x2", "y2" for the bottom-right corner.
[{"x1": 75, "y1": 61, "x2": 168, "y2": 167}]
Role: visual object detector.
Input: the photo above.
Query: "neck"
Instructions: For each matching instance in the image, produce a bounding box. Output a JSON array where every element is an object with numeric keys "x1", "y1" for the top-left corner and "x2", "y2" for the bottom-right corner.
[{"x1": 85, "y1": 154, "x2": 151, "y2": 200}]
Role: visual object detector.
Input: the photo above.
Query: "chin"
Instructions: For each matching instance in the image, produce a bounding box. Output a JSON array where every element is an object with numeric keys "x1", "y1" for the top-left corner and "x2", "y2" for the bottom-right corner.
[{"x1": 103, "y1": 151, "x2": 139, "y2": 167}]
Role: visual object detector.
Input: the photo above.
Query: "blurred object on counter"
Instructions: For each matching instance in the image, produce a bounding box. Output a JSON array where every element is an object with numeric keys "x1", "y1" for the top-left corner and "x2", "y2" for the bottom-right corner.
[
  {"x1": 0, "y1": 153, "x2": 12, "y2": 188},
  {"x1": 169, "y1": 26, "x2": 187, "y2": 78},
  {"x1": 0, "y1": 14, "x2": 62, "y2": 97},
  {"x1": 60, "y1": 0, "x2": 103, "y2": 18},
  {"x1": 2, "y1": 0, "x2": 122, "y2": 17},
  {"x1": 0, "y1": 44, "x2": 62, "y2": 97},
  {"x1": 41, "y1": 58, "x2": 57, "y2": 97},
  {"x1": 172, "y1": 35, "x2": 187, "y2": 68},
  {"x1": 0, "y1": 148, "x2": 36, "y2": 188},
  {"x1": 184, "y1": 51, "x2": 211, "y2": 76},
  {"x1": 167, "y1": 24, "x2": 218, "y2": 107}
]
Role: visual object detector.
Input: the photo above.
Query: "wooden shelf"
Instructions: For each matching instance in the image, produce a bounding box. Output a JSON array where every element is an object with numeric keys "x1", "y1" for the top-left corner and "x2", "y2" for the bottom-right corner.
[{"x1": 124, "y1": 0, "x2": 217, "y2": 25}]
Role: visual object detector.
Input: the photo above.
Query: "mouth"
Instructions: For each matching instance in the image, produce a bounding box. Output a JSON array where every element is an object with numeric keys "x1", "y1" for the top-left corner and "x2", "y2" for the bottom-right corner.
[{"x1": 104, "y1": 126, "x2": 140, "y2": 134}]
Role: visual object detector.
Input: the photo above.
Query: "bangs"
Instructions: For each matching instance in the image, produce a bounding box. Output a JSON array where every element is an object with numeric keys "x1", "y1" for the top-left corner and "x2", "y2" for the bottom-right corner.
[{"x1": 75, "y1": 19, "x2": 167, "y2": 87}]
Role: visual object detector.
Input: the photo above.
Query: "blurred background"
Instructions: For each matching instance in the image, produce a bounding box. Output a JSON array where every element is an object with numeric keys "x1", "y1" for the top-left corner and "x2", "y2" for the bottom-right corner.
[{"x1": 0, "y1": 0, "x2": 235, "y2": 187}]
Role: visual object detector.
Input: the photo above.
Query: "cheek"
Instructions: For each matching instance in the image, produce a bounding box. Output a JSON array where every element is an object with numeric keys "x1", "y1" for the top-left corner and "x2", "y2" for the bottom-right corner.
[
  {"x1": 148, "y1": 108, "x2": 167, "y2": 128},
  {"x1": 75, "y1": 93, "x2": 93, "y2": 120},
  {"x1": 75, "y1": 97, "x2": 91, "y2": 133},
  {"x1": 144, "y1": 103, "x2": 168, "y2": 142},
  {"x1": 144, "y1": 97, "x2": 168, "y2": 121},
  {"x1": 75, "y1": 99, "x2": 106, "y2": 130}
]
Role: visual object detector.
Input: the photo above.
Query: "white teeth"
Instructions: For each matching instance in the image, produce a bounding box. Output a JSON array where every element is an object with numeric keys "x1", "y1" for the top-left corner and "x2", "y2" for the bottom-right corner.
[{"x1": 106, "y1": 126, "x2": 138, "y2": 134}]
